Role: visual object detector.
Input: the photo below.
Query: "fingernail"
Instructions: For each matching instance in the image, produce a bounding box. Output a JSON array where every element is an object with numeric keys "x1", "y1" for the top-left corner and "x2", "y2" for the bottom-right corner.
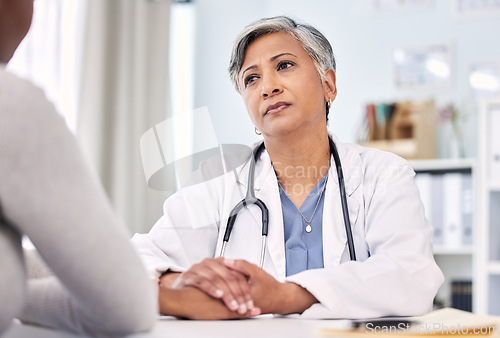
[
  {"x1": 250, "y1": 307, "x2": 261, "y2": 316},
  {"x1": 229, "y1": 300, "x2": 239, "y2": 311},
  {"x1": 215, "y1": 289, "x2": 224, "y2": 298},
  {"x1": 246, "y1": 300, "x2": 254, "y2": 310},
  {"x1": 224, "y1": 258, "x2": 235, "y2": 266},
  {"x1": 238, "y1": 303, "x2": 247, "y2": 314}
]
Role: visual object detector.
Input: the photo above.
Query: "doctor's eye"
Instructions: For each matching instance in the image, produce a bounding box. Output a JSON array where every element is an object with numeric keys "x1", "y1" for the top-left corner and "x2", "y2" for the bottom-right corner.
[
  {"x1": 277, "y1": 60, "x2": 295, "y2": 71},
  {"x1": 244, "y1": 74, "x2": 259, "y2": 87}
]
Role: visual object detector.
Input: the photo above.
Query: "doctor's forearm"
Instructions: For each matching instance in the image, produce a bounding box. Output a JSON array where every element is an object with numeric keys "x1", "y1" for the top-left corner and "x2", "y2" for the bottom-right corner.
[
  {"x1": 158, "y1": 286, "x2": 217, "y2": 318},
  {"x1": 273, "y1": 283, "x2": 318, "y2": 315},
  {"x1": 158, "y1": 287, "x2": 213, "y2": 318},
  {"x1": 158, "y1": 286, "x2": 258, "y2": 320}
]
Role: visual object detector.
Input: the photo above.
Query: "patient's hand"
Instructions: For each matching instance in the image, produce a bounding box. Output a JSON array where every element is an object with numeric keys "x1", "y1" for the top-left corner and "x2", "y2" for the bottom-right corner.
[
  {"x1": 158, "y1": 286, "x2": 261, "y2": 320},
  {"x1": 162, "y1": 257, "x2": 255, "y2": 315}
]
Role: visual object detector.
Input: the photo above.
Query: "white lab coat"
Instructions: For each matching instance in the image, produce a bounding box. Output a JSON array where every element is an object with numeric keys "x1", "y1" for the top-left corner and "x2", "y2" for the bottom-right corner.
[{"x1": 132, "y1": 135, "x2": 444, "y2": 319}]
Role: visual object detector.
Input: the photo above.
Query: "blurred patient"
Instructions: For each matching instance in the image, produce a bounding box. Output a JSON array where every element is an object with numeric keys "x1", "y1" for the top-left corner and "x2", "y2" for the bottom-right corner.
[
  {"x1": 0, "y1": 0, "x2": 158, "y2": 335},
  {"x1": 0, "y1": 1, "x2": 259, "y2": 334}
]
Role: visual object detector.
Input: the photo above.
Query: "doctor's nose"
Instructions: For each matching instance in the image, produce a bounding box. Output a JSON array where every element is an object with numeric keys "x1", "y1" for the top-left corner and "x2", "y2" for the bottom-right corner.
[{"x1": 261, "y1": 74, "x2": 283, "y2": 98}]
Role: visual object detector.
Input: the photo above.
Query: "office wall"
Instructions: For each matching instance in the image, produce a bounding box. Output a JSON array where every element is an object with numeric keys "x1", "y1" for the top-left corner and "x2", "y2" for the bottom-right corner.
[{"x1": 191, "y1": 0, "x2": 500, "y2": 158}]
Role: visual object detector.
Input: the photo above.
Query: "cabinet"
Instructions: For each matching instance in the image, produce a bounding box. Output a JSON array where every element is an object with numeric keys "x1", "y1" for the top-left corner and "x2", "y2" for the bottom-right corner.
[
  {"x1": 409, "y1": 158, "x2": 476, "y2": 311},
  {"x1": 478, "y1": 99, "x2": 500, "y2": 315}
]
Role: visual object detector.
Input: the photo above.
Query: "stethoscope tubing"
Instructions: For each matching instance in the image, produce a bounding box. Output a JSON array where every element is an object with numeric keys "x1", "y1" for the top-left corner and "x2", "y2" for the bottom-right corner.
[
  {"x1": 329, "y1": 138, "x2": 356, "y2": 261},
  {"x1": 220, "y1": 142, "x2": 268, "y2": 267}
]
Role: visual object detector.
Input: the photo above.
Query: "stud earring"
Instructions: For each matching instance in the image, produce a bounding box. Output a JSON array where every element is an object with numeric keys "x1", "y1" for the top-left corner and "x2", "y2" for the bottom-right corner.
[{"x1": 254, "y1": 127, "x2": 262, "y2": 135}]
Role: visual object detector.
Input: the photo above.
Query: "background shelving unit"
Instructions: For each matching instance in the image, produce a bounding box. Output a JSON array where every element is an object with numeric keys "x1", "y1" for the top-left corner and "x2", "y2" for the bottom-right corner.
[
  {"x1": 478, "y1": 99, "x2": 500, "y2": 315},
  {"x1": 409, "y1": 158, "x2": 476, "y2": 311}
]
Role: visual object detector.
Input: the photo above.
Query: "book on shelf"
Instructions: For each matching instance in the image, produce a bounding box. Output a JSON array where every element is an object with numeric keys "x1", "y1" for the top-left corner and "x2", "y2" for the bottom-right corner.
[
  {"x1": 451, "y1": 280, "x2": 473, "y2": 313},
  {"x1": 443, "y1": 173, "x2": 463, "y2": 249},
  {"x1": 359, "y1": 100, "x2": 436, "y2": 159}
]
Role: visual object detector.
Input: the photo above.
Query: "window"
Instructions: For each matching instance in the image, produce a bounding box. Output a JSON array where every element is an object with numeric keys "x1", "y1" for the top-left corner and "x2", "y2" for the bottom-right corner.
[{"x1": 7, "y1": 0, "x2": 85, "y2": 133}]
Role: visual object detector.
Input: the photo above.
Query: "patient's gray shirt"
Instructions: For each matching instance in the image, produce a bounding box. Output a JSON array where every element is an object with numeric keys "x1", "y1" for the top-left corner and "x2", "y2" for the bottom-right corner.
[{"x1": 0, "y1": 66, "x2": 157, "y2": 337}]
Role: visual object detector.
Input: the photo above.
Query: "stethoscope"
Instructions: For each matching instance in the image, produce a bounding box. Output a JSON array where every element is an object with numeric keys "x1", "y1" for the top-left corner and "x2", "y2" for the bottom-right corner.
[{"x1": 219, "y1": 137, "x2": 356, "y2": 268}]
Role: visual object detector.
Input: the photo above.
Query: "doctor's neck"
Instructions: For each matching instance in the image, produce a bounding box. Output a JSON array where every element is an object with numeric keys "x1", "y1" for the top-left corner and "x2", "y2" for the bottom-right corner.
[
  {"x1": 265, "y1": 124, "x2": 329, "y2": 164},
  {"x1": 266, "y1": 129, "x2": 330, "y2": 205}
]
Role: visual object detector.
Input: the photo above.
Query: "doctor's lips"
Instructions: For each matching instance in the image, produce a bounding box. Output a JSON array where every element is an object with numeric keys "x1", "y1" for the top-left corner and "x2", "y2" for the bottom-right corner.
[{"x1": 265, "y1": 102, "x2": 290, "y2": 116}]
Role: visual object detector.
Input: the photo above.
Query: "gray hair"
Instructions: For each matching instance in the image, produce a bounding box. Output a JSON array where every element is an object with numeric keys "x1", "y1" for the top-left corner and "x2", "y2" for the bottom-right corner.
[{"x1": 228, "y1": 16, "x2": 336, "y2": 93}]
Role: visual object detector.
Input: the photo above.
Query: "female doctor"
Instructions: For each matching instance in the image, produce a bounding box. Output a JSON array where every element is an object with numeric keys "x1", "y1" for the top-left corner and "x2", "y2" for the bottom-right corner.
[{"x1": 132, "y1": 16, "x2": 444, "y2": 319}]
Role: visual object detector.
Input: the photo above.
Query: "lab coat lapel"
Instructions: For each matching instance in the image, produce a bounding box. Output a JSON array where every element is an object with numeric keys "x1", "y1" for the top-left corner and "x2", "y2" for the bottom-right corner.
[{"x1": 323, "y1": 137, "x2": 362, "y2": 268}]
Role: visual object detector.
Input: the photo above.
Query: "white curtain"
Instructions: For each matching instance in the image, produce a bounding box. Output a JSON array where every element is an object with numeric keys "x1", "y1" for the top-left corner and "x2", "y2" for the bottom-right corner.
[
  {"x1": 77, "y1": 0, "x2": 172, "y2": 234},
  {"x1": 7, "y1": 0, "x2": 84, "y2": 132}
]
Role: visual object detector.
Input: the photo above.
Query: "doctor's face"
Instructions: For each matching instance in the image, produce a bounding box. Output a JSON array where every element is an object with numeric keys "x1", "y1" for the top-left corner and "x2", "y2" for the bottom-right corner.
[{"x1": 238, "y1": 32, "x2": 336, "y2": 139}]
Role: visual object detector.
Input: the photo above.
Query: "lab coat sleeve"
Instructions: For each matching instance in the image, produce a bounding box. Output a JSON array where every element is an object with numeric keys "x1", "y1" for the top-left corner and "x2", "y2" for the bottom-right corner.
[
  {"x1": 131, "y1": 175, "x2": 223, "y2": 278},
  {"x1": 285, "y1": 154, "x2": 444, "y2": 318}
]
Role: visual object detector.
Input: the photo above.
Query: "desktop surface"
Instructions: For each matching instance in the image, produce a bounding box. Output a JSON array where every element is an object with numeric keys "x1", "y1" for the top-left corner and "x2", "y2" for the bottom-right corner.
[
  {"x1": 3, "y1": 317, "x2": 331, "y2": 338},
  {"x1": 4, "y1": 308, "x2": 500, "y2": 338}
]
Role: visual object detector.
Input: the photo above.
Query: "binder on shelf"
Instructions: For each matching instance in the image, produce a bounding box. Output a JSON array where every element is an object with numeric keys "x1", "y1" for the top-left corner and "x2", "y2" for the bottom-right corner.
[
  {"x1": 414, "y1": 170, "x2": 474, "y2": 251},
  {"x1": 461, "y1": 173, "x2": 473, "y2": 246},
  {"x1": 443, "y1": 173, "x2": 463, "y2": 249},
  {"x1": 430, "y1": 174, "x2": 444, "y2": 247}
]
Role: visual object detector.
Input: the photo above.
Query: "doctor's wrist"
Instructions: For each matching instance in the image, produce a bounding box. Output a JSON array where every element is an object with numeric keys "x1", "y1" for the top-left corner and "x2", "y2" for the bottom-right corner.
[
  {"x1": 274, "y1": 282, "x2": 317, "y2": 315},
  {"x1": 159, "y1": 271, "x2": 181, "y2": 287}
]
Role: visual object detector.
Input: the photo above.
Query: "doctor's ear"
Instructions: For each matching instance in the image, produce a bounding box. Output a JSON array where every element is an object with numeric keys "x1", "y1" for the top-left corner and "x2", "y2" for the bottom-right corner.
[{"x1": 323, "y1": 69, "x2": 337, "y2": 103}]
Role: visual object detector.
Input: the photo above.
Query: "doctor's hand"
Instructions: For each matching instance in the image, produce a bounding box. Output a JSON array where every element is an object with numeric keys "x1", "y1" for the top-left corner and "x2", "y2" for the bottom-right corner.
[
  {"x1": 224, "y1": 259, "x2": 318, "y2": 315},
  {"x1": 158, "y1": 286, "x2": 261, "y2": 320},
  {"x1": 162, "y1": 257, "x2": 255, "y2": 315}
]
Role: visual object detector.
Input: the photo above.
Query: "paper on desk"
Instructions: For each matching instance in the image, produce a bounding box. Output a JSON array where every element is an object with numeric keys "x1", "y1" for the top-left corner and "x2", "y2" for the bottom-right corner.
[{"x1": 320, "y1": 308, "x2": 500, "y2": 336}]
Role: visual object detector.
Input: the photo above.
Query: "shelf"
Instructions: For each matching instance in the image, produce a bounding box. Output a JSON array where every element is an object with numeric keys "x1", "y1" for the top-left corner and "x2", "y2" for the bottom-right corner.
[
  {"x1": 409, "y1": 158, "x2": 477, "y2": 311},
  {"x1": 488, "y1": 262, "x2": 500, "y2": 275},
  {"x1": 409, "y1": 158, "x2": 475, "y2": 172},
  {"x1": 362, "y1": 139, "x2": 417, "y2": 159},
  {"x1": 488, "y1": 182, "x2": 500, "y2": 191},
  {"x1": 433, "y1": 246, "x2": 474, "y2": 255}
]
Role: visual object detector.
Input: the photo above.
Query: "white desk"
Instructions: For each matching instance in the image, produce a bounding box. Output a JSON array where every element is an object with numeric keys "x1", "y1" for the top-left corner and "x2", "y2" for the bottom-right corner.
[
  {"x1": 4, "y1": 309, "x2": 500, "y2": 338},
  {"x1": 3, "y1": 317, "x2": 333, "y2": 338},
  {"x1": 142, "y1": 316, "x2": 329, "y2": 338},
  {"x1": 3, "y1": 322, "x2": 81, "y2": 338}
]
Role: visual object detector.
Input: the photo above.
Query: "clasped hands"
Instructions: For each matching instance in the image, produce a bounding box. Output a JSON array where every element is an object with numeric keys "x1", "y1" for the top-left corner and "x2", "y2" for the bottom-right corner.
[{"x1": 158, "y1": 257, "x2": 317, "y2": 320}]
